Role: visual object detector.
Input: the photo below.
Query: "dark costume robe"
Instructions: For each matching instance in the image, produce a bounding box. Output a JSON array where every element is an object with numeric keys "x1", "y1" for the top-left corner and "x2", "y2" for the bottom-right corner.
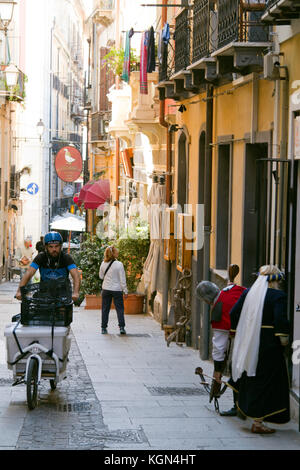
[{"x1": 229, "y1": 288, "x2": 290, "y2": 423}]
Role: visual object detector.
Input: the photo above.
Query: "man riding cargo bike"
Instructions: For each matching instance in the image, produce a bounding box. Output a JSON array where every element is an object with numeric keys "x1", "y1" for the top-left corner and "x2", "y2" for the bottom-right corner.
[
  {"x1": 15, "y1": 231, "x2": 80, "y2": 301},
  {"x1": 5, "y1": 232, "x2": 81, "y2": 410}
]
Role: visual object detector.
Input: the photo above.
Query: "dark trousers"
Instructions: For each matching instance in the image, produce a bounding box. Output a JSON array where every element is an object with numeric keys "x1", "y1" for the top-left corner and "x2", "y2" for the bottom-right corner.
[{"x1": 101, "y1": 290, "x2": 125, "y2": 328}]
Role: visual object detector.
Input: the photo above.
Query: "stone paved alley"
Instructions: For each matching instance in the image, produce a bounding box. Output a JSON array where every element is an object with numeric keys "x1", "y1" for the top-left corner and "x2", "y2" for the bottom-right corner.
[{"x1": 0, "y1": 281, "x2": 299, "y2": 451}]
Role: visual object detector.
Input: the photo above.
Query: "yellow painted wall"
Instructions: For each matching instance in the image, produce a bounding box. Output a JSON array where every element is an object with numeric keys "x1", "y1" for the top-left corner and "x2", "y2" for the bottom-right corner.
[
  {"x1": 279, "y1": 33, "x2": 300, "y2": 95},
  {"x1": 176, "y1": 75, "x2": 275, "y2": 284},
  {"x1": 176, "y1": 96, "x2": 206, "y2": 252}
]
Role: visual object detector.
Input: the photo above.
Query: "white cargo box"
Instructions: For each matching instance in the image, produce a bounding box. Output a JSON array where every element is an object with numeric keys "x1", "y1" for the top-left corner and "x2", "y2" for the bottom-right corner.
[{"x1": 4, "y1": 323, "x2": 71, "y2": 371}]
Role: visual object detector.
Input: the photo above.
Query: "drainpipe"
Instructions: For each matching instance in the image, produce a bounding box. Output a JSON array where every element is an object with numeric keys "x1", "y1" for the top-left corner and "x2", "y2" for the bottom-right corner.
[
  {"x1": 201, "y1": 83, "x2": 213, "y2": 360},
  {"x1": 278, "y1": 64, "x2": 289, "y2": 268},
  {"x1": 160, "y1": 0, "x2": 170, "y2": 326}
]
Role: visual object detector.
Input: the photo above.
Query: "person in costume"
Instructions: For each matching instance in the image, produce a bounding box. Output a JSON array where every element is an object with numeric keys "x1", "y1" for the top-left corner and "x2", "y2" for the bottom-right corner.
[
  {"x1": 230, "y1": 265, "x2": 290, "y2": 434},
  {"x1": 196, "y1": 265, "x2": 246, "y2": 416}
]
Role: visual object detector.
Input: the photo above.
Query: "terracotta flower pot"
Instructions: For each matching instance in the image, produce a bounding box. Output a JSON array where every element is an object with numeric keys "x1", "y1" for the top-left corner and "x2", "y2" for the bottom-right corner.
[
  {"x1": 84, "y1": 294, "x2": 115, "y2": 310},
  {"x1": 124, "y1": 294, "x2": 145, "y2": 314},
  {"x1": 84, "y1": 294, "x2": 102, "y2": 310}
]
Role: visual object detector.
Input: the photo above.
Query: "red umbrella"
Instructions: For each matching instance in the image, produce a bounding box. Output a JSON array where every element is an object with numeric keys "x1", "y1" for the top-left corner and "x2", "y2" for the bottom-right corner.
[
  {"x1": 82, "y1": 179, "x2": 110, "y2": 210},
  {"x1": 77, "y1": 181, "x2": 94, "y2": 207}
]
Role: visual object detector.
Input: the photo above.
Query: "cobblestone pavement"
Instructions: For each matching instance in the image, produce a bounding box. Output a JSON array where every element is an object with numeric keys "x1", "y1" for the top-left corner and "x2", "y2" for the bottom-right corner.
[
  {"x1": 0, "y1": 280, "x2": 300, "y2": 451},
  {"x1": 15, "y1": 332, "x2": 146, "y2": 450},
  {"x1": 0, "y1": 281, "x2": 147, "y2": 450}
]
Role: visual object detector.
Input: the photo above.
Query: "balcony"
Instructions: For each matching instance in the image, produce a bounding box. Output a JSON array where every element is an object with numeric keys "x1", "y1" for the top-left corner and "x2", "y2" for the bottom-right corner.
[
  {"x1": 211, "y1": 0, "x2": 270, "y2": 74},
  {"x1": 92, "y1": 0, "x2": 114, "y2": 27},
  {"x1": 0, "y1": 66, "x2": 26, "y2": 103},
  {"x1": 159, "y1": 9, "x2": 195, "y2": 100},
  {"x1": 9, "y1": 166, "x2": 20, "y2": 200},
  {"x1": 262, "y1": 0, "x2": 300, "y2": 24},
  {"x1": 91, "y1": 111, "x2": 112, "y2": 143},
  {"x1": 158, "y1": 0, "x2": 271, "y2": 98}
]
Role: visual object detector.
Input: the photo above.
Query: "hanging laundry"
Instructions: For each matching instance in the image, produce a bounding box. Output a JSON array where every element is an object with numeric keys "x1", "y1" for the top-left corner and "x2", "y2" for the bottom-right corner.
[
  {"x1": 122, "y1": 31, "x2": 131, "y2": 83},
  {"x1": 162, "y1": 22, "x2": 170, "y2": 45},
  {"x1": 157, "y1": 31, "x2": 162, "y2": 65},
  {"x1": 146, "y1": 26, "x2": 156, "y2": 73},
  {"x1": 140, "y1": 32, "x2": 148, "y2": 94}
]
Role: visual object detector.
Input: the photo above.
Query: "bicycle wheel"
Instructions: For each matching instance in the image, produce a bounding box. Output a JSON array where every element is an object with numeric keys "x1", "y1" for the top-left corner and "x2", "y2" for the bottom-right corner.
[{"x1": 26, "y1": 357, "x2": 38, "y2": 410}]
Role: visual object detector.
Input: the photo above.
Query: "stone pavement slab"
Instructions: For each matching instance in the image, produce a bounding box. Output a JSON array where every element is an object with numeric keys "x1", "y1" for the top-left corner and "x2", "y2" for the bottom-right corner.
[
  {"x1": 0, "y1": 281, "x2": 299, "y2": 451},
  {"x1": 72, "y1": 306, "x2": 300, "y2": 451}
]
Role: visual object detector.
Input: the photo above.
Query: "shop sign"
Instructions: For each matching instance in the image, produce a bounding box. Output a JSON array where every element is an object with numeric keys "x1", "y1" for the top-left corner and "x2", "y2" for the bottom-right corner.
[{"x1": 55, "y1": 146, "x2": 82, "y2": 182}]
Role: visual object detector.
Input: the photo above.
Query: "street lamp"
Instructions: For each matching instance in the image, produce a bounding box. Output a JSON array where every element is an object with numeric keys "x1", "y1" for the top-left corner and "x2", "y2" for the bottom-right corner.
[
  {"x1": 36, "y1": 119, "x2": 45, "y2": 140},
  {"x1": 0, "y1": 1, "x2": 16, "y2": 33},
  {"x1": 5, "y1": 62, "x2": 18, "y2": 87}
]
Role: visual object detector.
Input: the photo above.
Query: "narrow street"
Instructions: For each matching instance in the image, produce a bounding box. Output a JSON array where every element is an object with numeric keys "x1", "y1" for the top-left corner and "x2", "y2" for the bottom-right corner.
[{"x1": 0, "y1": 280, "x2": 299, "y2": 451}]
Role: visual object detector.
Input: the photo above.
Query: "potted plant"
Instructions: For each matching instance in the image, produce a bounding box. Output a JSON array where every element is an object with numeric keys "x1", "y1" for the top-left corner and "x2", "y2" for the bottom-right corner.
[
  {"x1": 115, "y1": 220, "x2": 150, "y2": 314},
  {"x1": 102, "y1": 47, "x2": 139, "y2": 78},
  {"x1": 75, "y1": 234, "x2": 107, "y2": 309}
]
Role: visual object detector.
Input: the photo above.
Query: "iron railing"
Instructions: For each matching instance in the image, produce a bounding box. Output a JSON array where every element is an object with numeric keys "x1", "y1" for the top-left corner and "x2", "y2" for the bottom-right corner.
[
  {"x1": 174, "y1": 9, "x2": 191, "y2": 73},
  {"x1": 160, "y1": 0, "x2": 269, "y2": 81},
  {"x1": 266, "y1": 0, "x2": 278, "y2": 7},
  {"x1": 192, "y1": 0, "x2": 218, "y2": 62},
  {"x1": 159, "y1": 38, "x2": 175, "y2": 82},
  {"x1": 218, "y1": 0, "x2": 269, "y2": 50}
]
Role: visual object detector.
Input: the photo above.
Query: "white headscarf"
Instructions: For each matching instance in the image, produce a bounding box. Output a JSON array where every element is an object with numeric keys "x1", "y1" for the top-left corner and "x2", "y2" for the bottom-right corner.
[{"x1": 231, "y1": 274, "x2": 269, "y2": 382}]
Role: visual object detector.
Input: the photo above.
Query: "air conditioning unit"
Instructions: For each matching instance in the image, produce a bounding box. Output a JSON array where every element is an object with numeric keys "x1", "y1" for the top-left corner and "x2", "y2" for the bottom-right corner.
[{"x1": 263, "y1": 52, "x2": 281, "y2": 80}]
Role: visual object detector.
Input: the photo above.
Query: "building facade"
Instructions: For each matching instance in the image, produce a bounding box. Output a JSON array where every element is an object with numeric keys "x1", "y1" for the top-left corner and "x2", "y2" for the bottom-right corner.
[
  {"x1": 16, "y1": 0, "x2": 86, "y2": 252},
  {"x1": 0, "y1": 0, "x2": 26, "y2": 279},
  {"x1": 83, "y1": 0, "x2": 300, "y2": 423},
  {"x1": 155, "y1": 0, "x2": 300, "y2": 422}
]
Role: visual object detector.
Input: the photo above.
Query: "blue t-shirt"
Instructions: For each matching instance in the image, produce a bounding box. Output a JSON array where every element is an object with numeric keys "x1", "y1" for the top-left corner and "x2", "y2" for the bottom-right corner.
[{"x1": 30, "y1": 252, "x2": 76, "y2": 281}]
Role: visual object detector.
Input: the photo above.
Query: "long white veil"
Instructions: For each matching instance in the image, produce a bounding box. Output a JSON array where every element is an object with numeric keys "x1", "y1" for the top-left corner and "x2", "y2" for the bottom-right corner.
[{"x1": 231, "y1": 275, "x2": 268, "y2": 382}]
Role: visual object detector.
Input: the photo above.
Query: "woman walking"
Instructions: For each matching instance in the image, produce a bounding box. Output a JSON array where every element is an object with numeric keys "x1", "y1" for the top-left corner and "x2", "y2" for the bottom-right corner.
[
  {"x1": 99, "y1": 246, "x2": 128, "y2": 335},
  {"x1": 230, "y1": 265, "x2": 290, "y2": 434}
]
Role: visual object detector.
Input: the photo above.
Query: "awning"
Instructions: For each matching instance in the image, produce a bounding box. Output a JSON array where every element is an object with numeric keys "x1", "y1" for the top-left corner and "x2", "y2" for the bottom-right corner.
[{"x1": 50, "y1": 213, "x2": 85, "y2": 232}]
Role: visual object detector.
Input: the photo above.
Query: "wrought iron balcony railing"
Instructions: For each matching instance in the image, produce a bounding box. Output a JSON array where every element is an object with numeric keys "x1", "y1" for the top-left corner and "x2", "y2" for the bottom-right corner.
[
  {"x1": 159, "y1": 9, "x2": 191, "y2": 82},
  {"x1": 218, "y1": 0, "x2": 269, "y2": 50},
  {"x1": 193, "y1": 0, "x2": 218, "y2": 62},
  {"x1": 159, "y1": 36, "x2": 175, "y2": 82},
  {"x1": 191, "y1": 0, "x2": 269, "y2": 65},
  {"x1": 159, "y1": 0, "x2": 269, "y2": 86},
  {"x1": 174, "y1": 9, "x2": 191, "y2": 73}
]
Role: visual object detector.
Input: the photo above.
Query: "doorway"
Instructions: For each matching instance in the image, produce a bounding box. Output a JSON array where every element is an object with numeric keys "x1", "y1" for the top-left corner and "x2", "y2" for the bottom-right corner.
[
  {"x1": 242, "y1": 143, "x2": 268, "y2": 287},
  {"x1": 216, "y1": 144, "x2": 231, "y2": 269},
  {"x1": 177, "y1": 132, "x2": 188, "y2": 212}
]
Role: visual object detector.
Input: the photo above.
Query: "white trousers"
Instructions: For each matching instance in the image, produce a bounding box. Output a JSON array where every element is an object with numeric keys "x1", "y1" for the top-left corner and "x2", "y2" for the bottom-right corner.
[{"x1": 212, "y1": 329, "x2": 230, "y2": 362}]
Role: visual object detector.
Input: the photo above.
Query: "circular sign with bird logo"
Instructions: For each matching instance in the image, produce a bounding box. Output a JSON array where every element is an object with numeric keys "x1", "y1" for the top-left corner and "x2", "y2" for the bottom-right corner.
[{"x1": 55, "y1": 146, "x2": 83, "y2": 182}]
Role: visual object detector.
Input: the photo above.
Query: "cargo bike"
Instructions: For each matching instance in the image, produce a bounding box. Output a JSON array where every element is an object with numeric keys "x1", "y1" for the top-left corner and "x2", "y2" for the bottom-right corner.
[{"x1": 5, "y1": 279, "x2": 73, "y2": 410}]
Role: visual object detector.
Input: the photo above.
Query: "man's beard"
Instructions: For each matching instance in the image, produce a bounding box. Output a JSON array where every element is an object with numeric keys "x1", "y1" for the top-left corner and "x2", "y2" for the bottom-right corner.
[{"x1": 47, "y1": 249, "x2": 61, "y2": 259}]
